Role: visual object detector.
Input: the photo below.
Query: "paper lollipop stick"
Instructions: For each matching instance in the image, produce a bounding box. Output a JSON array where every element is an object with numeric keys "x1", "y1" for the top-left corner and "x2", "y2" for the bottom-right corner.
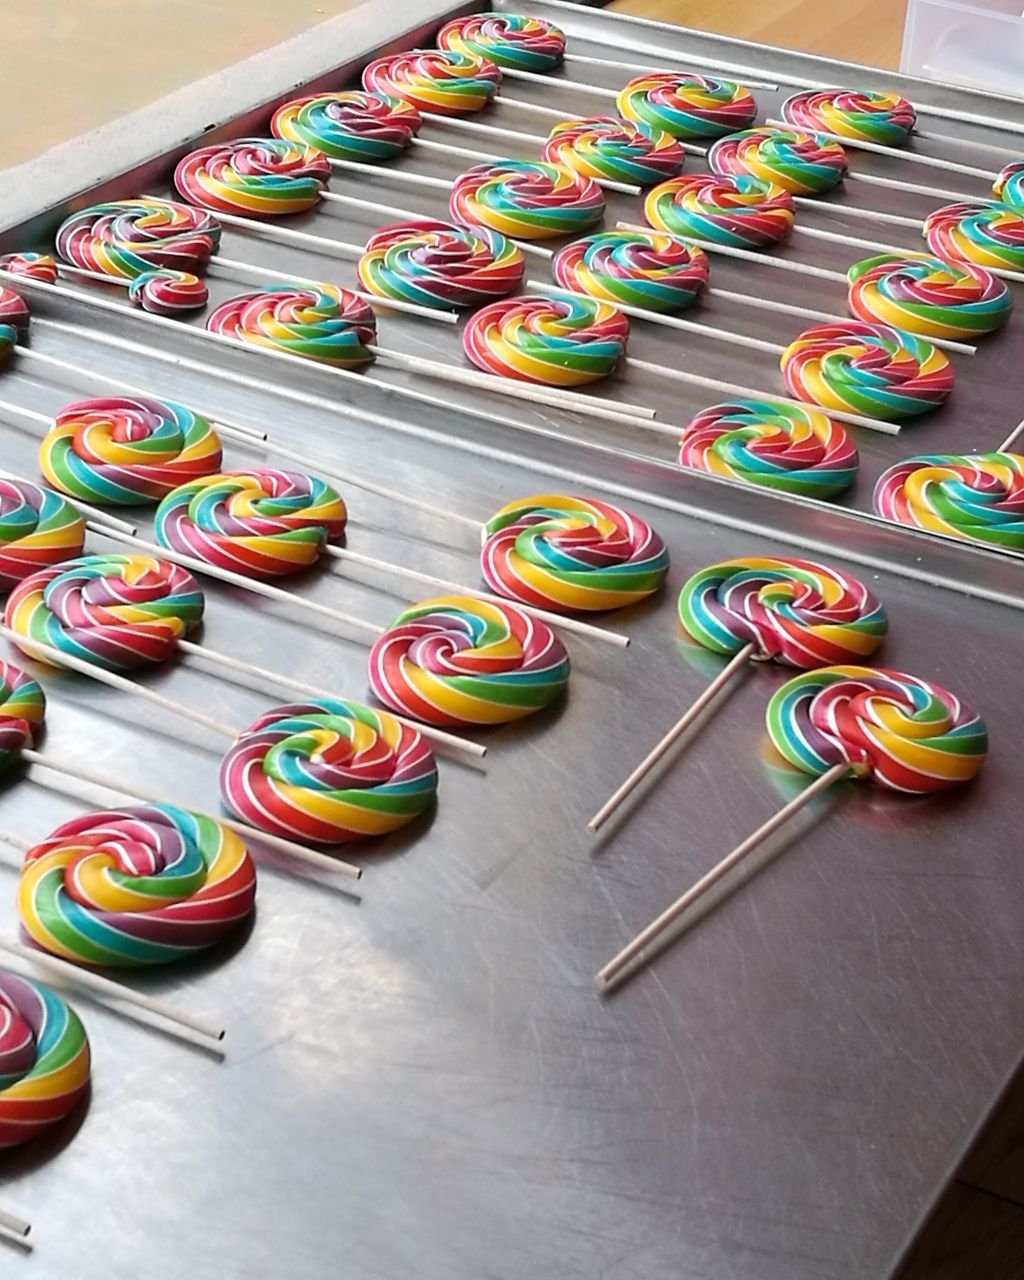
[
  {"x1": 597, "y1": 664, "x2": 988, "y2": 986},
  {"x1": 588, "y1": 558, "x2": 888, "y2": 832}
]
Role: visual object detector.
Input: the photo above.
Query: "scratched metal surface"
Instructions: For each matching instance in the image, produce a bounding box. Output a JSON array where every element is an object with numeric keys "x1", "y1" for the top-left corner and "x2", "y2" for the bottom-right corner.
[{"x1": 0, "y1": 4, "x2": 1022, "y2": 1279}]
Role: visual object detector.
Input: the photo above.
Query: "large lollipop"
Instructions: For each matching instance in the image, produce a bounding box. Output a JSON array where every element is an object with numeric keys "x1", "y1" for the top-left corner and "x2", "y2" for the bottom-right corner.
[
  {"x1": 450, "y1": 160, "x2": 605, "y2": 240},
  {"x1": 552, "y1": 230, "x2": 708, "y2": 313},
  {"x1": 0, "y1": 480, "x2": 86, "y2": 594},
  {"x1": 847, "y1": 254, "x2": 1011, "y2": 340},
  {"x1": 174, "y1": 138, "x2": 330, "y2": 217},
  {"x1": 0, "y1": 252, "x2": 59, "y2": 283},
  {"x1": 617, "y1": 73, "x2": 757, "y2": 140},
  {"x1": 55, "y1": 198, "x2": 221, "y2": 276},
  {"x1": 271, "y1": 90, "x2": 422, "y2": 161},
  {"x1": 643, "y1": 172, "x2": 795, "y2": 249},
  {"x1": 874, "y1": 452, "x2": 1024, "y2": 550},
  {"x1": 542, "y1": 118, "x2": 685, "y2": 187},
  {"x1": 598, "y1": 664, "x2": 986, "y2": 984},
  {"x1": 709, "y1": 126, "x2": 849, "y2": 195},
  {"x1": 357, "y1": 219, "x2": 524, "y2": 309},
  {"x1": 206, "y1": 283, "x2": 376, "y2": 367},
  {"x1": 437, "y1": 13, "x2": 566, "y2": 70},
  {"x1": 361, "y1": 49, "x2": 502, "y2": 115},
  {"x1": 781, "y1": 89, "x2": 917, "y2": 146},
  {"x1": 923, "y1": 202, "x2": 1024, "y2": 274},
  {"x1": 588, "y1": 557, "x2": 887, "y2": 831}
]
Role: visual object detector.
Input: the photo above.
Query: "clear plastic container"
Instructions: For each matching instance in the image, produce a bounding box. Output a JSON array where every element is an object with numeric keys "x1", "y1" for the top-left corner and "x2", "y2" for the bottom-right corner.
[{"x1": 902, "y1": 0, "x2": 1024, "y2": 97}]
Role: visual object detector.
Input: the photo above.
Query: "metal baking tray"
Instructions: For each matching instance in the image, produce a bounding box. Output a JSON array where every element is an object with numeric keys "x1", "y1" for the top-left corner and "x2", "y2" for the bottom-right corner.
[{"x1": 0, "y1": 4, "x2": 1022, "y2": 1278}]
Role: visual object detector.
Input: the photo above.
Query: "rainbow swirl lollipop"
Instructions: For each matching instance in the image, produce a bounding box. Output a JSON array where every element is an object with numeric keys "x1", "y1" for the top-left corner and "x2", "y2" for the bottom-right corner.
[
  {"x1": 271, "y1": 90, "x2": 421, "y2": 161},
  {"x1": 644, "y1": 173, "x2": 795, "y2": 249},
  {"x1": 543, "y1": 117, "x2": 685, "y2": 187},
  {"x1": 437, "y1": 13, "x2": 565, "y2": 71},
  {"x1": 781, "y1": 320, "x2": 953, "y2": 420},
  {"x1": 126, "y1": 269, "x2": 208, "y2": 316},
  {"x1": 781, "y1": 89, "x2": 916, "y2": 146},
  {"x1": 552, "y1": 230, "x2": 708, "y2": 312},
  {"x1": 40, "y1": 396, "x2": 223, "y2": 506},
  {"x1": 923, "y1": 202, "x2": 1024, "y2": 274},
  {"x1": 358, "y1": 219, "x2": 523, "y2": 309},
  {"x1": 0, "y1": 284, "x2": 29, "y2": 351},
  {"x1": 617, "y1": 73, "x2": 757, "y2": 141},
  {"x1": 155, "y1": 468, "x2": 347, "y2": 579},
  {"x1": 18, "y1": 804, "x2": 256, "y2": 967},
  {"x1": 369, "y1": 595, "x2": 569, "y2": 726},
  {"x1": 5, "y1": 554, "x2": 204, "y2": 672},
  {"x1": 0, "y1": 253, "x2": 58, "y2": 283},
  {"x1": 207, "y1": 283, "x2": 376, "y2": 367},
  {"x1": 0, "y1": 480, "x2": 85, "y2": 593},
  {"x1": 362, "y1": 49, "x2": 502, "y2": 116},
  {"x1": 709, "y1": 126, "x2": 848, "y2": 195},
  {"x1": 451, "y1": 160, "x2": 604, "y2": 240},
  {"x1": 679, "y1": 399, "x2": 857, "y2": 498},
  {"x1": 874, "y1": 452, "x2": 1024, "y2": 550},
  {"x1": 0, "y1": 660, "x2": 45, "y2": 774},
  {"x1": 678, "y1": 558, "x2": 886, "y2": 667},
  {"x1": 767, "y1": 666, "x2": 987, "y2": 793},
  {"x1": 992, "y1": 161, "x2": 1024, "y2": 211},
  {"x1": 463, "y1": 293, "x2": 629, "y2": 386},
  {"x1": 847, "y1": 253, "x2": 1011, "y2": 340},
  {"x1": 55, "y1": 198, "x2": 221, "y2": 278},
  {"x1": 220, "y1": 697, "x2": 438, "y2": 843},
  {"x1": 481, "y1": 495, "x2": 668, "y2": 613},
  {"x1": 0, "y1": 972, "x2": 90, "y2": 1147},
  {"x1": 174, "y1": 138, "x2": 330, "y2": 217}
]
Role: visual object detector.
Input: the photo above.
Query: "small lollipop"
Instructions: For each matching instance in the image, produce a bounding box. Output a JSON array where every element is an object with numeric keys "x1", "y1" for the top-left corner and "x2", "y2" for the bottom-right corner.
[
  {"x1": 552, "y1": 230, "x2": 708, "y2": 312},
  {"x1": 437, "y1": 13, "x2": 566, "y2": 71},
  {"x1": 55, "y1": 198, "x2": 221, "y2": 277},
  {"x1": 0, "y1": 253, "x2": 59, "y2": 283},
  {"x1": 358, "y1": 219, "x2": 524, "y2": 309},
  {"x1": 992, "y1": 162, "x2": 1024, "y2": 212},
  {"x1": 617, "y1": 73, "x2": 757, "y2": 140},
  {"x1": 542, "y1": 117, "x2": 684, "y2": 187},
  {"x1": 923, "y1": 201, "x2": 1024, "y2": 274},
  {"x1": 0, "y1": 480, "x2": 86, "y2": 593},
  {"x1": 0, "y1": 660, "x2": 45, "y2": 772},
  {"x1": 679, "y1": 399, "x2": 858, "y2": 498},
  {"x1": 643, "y1": 173, "x2": 795, "y2": 249},
  {"x1": 0, "y1": 285, "x2": 30, "y2": 350},
  {"x1": 220, "y1": 697, "x2": 438, "y2": 843},
  {"x1": 271, "y1": 90, "x2": 422, "y2": 161},
  {"x1": 362, "y1": 49, "x2": 502, "y2": 116},
  {"x1": 847, "y1": 253, "x2": 1011, "y2": 341},
  {"x1": 874, "y1": 452, "x2": 1024, "y2": 550},
  {"x1": 450, "y1": 160, "x2": 605, "y2": 240},
  {"x1": 480, "y1": 495, "x2": 668, "y2": 613},
  {"x1": 781, "y1": 89, "x2": 917, "y2": 146},
  {"x1": 781, "y1": 320, "x2": 953, "y2": 420},
  {"x1": 709, "y1": 126, "x2": 849, "y2": 195},
  {"x1": 368, "y1": 595, "x2": 569, "y2": 727},
  {"x1": 598, "y1": 665, "x2": 985, "y2": 985},
  {"x1": 174, "y1": 138, "x2": 330, "y2": 217},
  {"x1": 206, "y1": 283, "x2": 376, "y2": 367},
  {"x1": 126, "y1": 269, "x2": 208, "y2": 316},
  {"x1": 588, "y1": 557, "x2": 886, "y2": 832}
]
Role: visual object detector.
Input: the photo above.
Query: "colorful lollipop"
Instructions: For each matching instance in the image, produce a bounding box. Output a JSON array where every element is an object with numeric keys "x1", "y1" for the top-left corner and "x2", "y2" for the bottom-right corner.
[
  {"x1": 18, "y1": 804, "x2": 256, "y2": 967},
  {"x1": 368, "y1": 595, "x2": 569, "y2": 727},
  {"x1": 552, "y1": 230, "x2": 708, "y2": 312},
  {"x1": 271, "y1": 90, "x2": 422, "y2": 161},
  {"x1": 0, "y1": 971, "x2": 90, "y2": 1147},
  {"x1": 220, "y1": 697, "x2": 438, "y2": 843},
  {"x1": 709, "y1": 126, "x2": 849, "y2": 195},
  {"x1": 847, "y1": 253, "x2": 1011, "y2": 341},
  {"x1": 450, "y1": 160, "x2": 605, "y2": 240},
  {"x1": 543, "y1": 117, "x2": 684, "y2": 187},
  {"x1": 207, "y1": 283, "x2": 376, "y2": 367},
  {"x1": 781, "y1": 320, "x2": 953, "y2": 420},
  {"x1": 0, "y1": 660, "x2": 45, "y2": 773},
  {"x1": 126, "y1": 269, "x2": 208, "y2": 316},
  {"x1": 923, "y1": 202, "x2": 1024, "y2": 274},
  {"x1": 154, "y1": 469, "x2": 347, "y2": 579},
  {"x1": 358, "y1": 219, "x2": 524, "y2": 309},
  {"x1": 992, "y1": 162, "x2": 1024, "y2": 212},
  {"x1": 679, "y1": 400, "x2": 857, "y2": 498},
  {"x1": 437, "y1": 13, "x2": 565, "y2": 71},
  {"x1": 174, "y1": 138, "x2": 330, "y2": 217},
  {"x1": 643, "y1": 173, "x2": 795, "y2": 249},
  {"x1": 40, "y1": 396, "x2": 223, "y2": 506},
  {"x1": 0, "y1": 480, "x2": 86, "y2": 593},
  {"x1": 0, "y1": 253, "x2": 59, "y2": 283},
  {"x1": 617, "y1": 73, "x2": 757, "y2": 140},
  {"x1": 480, "y1": 495, "x2": 668, "y2": 613},
  {"x1": 362, "y1": 49, "x2": 502, "y2": 116},
  {"x1": 55, "y1": 198, "x2": 221, "y2": 277},
  {"x1": 0, "y1": 285, "x2": 30, "y2": 349},
  {"x1": 781, "y1": 89, "x2": 916, "y2": 146},
  {"x1": 588, "y1": 557, "x2": 886, "y2": 832},
  {"x1": 874, "y1": 452, "x2": 1024, "y2": 550},
  {"x1": 463, "y1": 293, "x2": 629, "y2": 386}
]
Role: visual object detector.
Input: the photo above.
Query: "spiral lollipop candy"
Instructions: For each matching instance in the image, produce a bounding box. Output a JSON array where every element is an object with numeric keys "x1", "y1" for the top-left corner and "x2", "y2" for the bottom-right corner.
[
  {"x1": 362, "y1": 49, "x2": 502, "y2": 116},
  {"x1": 55, "y1": 198, "x2": 221, "y2": 278},
  {"x1": 923, "y1": 202, "x2": 1024, "y2": 274},
  {"x1": 358, "y1": 219, "x2": 524, "y2": 309},
  {"x1": 18, "y1": 803, "x2": 256, "y2": 967},
  {"x1": 552, "y1": 231, "x2": 708, "y2": 313},
  {"x1": 781, "y1": 89, "x2": 917, "y2": 146},
  {"x1": 709, "y1": 126, "x2": 848, "y2": 195},
  {"x1": 679, "y1": 399, "x2": 858, "y2": 498},
  {"x1": 0, "y1": 480, "x2": 86, "y2": 593},
  {"x1": 617, "y1": 73, "x2": 757, "y2": 141},
  {"x1": 0, "y1": 253, "x2": 58, "y2": 283},
  {"x1": 155, "y1": 468, "x2": 347, "y2": 579},
  {"x1": 127, "y1": 269, "x2": 208, "y2": 316},
  {"x1": 369, "y1": 595, "x2": 569, "y2": 727},
  {"x1": 644, "y1": 173, "x2": 795, "y2": 249},
  {"x1": 993, "y1": 161, "x2": 1024, "y2": 212},
  {"x1": 781, "y1": 320, "x2": 953, "y2": 420},
  {"x1": 437, "y1": 13, "x2": 566, "y2": 71},
  {"x1": 464, "y1": 294, "x2": 629, "y2": 386},
  {"x1": 0, "y1": 972, "x2": 90, "y2": 1147},
  {"x1": 220, "y1": 697, "x2": 438, "y2": 843},
  {"x1": 874, "y1": 452, "x2": 1024, "y2": 550},
  {"x1": 847, "y1": 254, "x2": 1011, "y2": 341},
  {"x1": 40, "y1": 396, "x2": 223, "y2": 506},
  {"x1": 0, "y1": 661, "x2": 45, "y2": 774},
  {"x1": 0, "y1": 285, "x2": 30, "y2": 349},
  {"x1": 451, "y1": 161, "x2": 605, "y2": 240},
  {"x1": 207, "y1": 283, "x2": 376, "y2": 367},
  {"x1": 543, "y1": 118, "x2": 685, "y2": 187},
  {"x1": 174, "y1": 138, "x2": 330, "y2": 217},
  {"x1": 271, "y1": 90, "x2": 421, "y2": 161}
]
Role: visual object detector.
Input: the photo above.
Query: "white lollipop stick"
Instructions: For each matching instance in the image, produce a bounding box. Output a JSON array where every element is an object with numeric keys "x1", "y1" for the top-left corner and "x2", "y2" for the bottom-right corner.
[
  {"x1": 0, "y1": 1205, "x2": 31, "y2": 1240},
  {"x1": 997, "y1": 419, "x2": 1024, "y2": 453}
]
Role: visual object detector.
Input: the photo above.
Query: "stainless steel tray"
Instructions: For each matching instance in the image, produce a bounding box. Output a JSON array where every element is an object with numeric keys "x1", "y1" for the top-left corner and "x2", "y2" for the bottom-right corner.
[{"x1": 0, "y1": 5, "x2": 1022, "y2": 1278}]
